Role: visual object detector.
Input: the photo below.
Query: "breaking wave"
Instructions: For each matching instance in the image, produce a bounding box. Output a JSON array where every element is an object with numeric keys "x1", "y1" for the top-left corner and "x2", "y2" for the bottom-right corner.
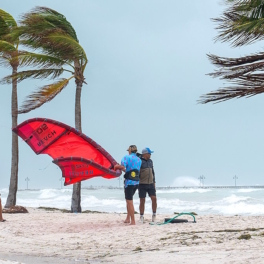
[{"x1": 1, "y1": 188, "x2": 264, "y2": 215}]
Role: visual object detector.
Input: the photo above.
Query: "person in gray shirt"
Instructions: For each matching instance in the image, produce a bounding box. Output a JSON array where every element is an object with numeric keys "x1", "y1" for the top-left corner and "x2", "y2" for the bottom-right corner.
[{"x1": 138, "y1": 147, "x2": 157, "y2": 223}]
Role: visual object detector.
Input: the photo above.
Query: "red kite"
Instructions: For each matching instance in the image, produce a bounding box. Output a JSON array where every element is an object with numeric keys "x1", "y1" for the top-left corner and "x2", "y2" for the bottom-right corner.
[{"x1": 13, "y1": 118, "x2": 121, "y2": 185}]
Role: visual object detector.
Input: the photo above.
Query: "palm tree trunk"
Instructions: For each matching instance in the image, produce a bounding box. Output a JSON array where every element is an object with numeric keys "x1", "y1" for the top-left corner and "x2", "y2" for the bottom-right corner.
[
  {"x1": 5, "y1": 66, "x2": 19, "y2": 208},
  {"x1": 71, "y1": 61, "x2": 83, "y2": 213}
]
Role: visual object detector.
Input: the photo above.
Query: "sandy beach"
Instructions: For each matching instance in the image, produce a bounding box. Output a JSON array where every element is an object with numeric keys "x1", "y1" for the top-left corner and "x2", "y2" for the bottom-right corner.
[{"x1": 1, "y1": 209, "x2": 264, "y2": 263}]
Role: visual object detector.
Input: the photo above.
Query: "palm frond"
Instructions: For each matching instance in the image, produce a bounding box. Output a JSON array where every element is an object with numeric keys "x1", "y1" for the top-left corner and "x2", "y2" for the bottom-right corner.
[
  {"x1": 18, "y1": 77, "x2": 73, "y2": 114},
  {"x1": 0, "y1": 9, "x2": 18, "y2": 44},
  {"x1": 208, "y1": 61, "x2": 264, "y2": 79},
  {"x1": 207, "y1": 53, "x2": 264, "y2": 67},
  {"x1": 203, "y1": 50, "x2": 264, "y2": 104},
  {"x1": 0, "y1": 40, "x2": 16, "y2": 53},
  {"x1": 0, "y1": 17, "x2": 10, "y2": 39},
  {"x1": 201, "y1": 1, "x2": 264, "y2": 104},
  {"x1": 0, "y1": 9, "x2": 17, "y2": 28},
  {"x1": 214, "y1": 1, "x2": 264, "y2": 46},
  {"x1": 18, "y1": 33, "x2": 87, "y2": 65},
  {"x1": 0, "y1": 68, "x2": 65, "y2": 84},
  {"x1": 43, "y1": 33, "x2": 87, "y2": 60},
  {"x1": 198, "y1": 84, "x2": 264, "y2": 104},
  {"x1": 207, "y1": 53, "x2": 264, "y2": 79},
  {"x1": 10, "y1": 52, "x2": 69, "y2": 69},
  {"x1": 238, "y1": 73, "x2": 264, "y2": 84},
  {"x1": 0, "y1": 40, "x2": 17, "y2": 67},
  {"x1": 16, "y1": 7, "x2": 87, "y2": 66},
  {"x1": 20, "y1": 6, "x2": 78, "y2": 41},
  {"x1": 0, "y1": 56, "x2": 12, "y2": 68}
]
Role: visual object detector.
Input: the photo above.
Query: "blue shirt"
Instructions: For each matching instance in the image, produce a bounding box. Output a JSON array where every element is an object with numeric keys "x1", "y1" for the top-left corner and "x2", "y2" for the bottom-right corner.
[{"x1": 121, "y1": 153, "x2": 142, "y2": 188}]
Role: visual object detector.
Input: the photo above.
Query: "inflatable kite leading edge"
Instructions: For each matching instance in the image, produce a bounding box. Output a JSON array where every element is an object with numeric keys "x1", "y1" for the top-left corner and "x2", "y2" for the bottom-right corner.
[{"x1": 13, "y1": 118, "x2": 122, "y2": 185}]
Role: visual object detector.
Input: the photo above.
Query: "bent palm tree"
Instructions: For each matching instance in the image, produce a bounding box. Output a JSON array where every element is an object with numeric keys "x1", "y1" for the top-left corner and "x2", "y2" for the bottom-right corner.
[
  {"x1": 0, "y1": 9, "x2": 20, "y2": 207},
  {"x1": 3, "y1": 7, "x2": 88, "y2": 212},
  {"x1": 199, "y1": 0, "x2": 264, "y2": 104}
]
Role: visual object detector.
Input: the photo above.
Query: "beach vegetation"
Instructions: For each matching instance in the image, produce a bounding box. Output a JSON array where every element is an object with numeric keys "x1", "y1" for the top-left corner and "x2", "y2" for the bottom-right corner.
[
  {"x1": 37, "y1": 207, "x2": 105, "y2": 214},
  {"x1": 238, "y1": 233, "x2": 251, "y2": 240},
  {"x1": 2, "y1": 205, "x2": 28, "y2": 213},
  {"x1": 199, "y1": 0, "x2": 264, "y2": 104},
  {"x1": 133, "y1": 246, "x2": 142, "y2": 251},
  {"x1": 3, "y1": 7, "x2": 88, "y2": 213},
  {"x1": 38, "y1": 206, "x2": 71, "y2": 213},
  {"x1": 147, "y1": 248, "x2": 160, "y2": 251},
  {"x1": 82, "y1": 210, "x2": 104, "y2": 214},
  {"x1": 160, "y1": 236, "x2": 172, "y2": 241}
]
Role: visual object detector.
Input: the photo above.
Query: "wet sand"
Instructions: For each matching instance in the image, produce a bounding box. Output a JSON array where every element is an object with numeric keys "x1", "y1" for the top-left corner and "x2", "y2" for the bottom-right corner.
[{"x1": 1, "y1": 208, "x2": 264, "y2": 263}]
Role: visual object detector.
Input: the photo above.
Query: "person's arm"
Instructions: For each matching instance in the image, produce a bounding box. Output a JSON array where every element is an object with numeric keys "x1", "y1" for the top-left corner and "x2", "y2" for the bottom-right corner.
[
  {"x1": 152, "y1": 166, "x2": 156, "y2": 188},
  {"x1": 114, "y1": 164, "x2": 126, "y2": 172}
]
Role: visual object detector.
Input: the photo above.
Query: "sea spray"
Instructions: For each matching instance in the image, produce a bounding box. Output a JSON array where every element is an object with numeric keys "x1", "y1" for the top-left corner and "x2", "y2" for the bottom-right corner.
[{"x1": 172, "y1": 176, "x2": 200, "y2": 187}]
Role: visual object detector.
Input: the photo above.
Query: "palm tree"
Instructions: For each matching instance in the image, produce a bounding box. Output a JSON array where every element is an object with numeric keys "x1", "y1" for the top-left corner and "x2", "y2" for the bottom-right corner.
[
  {"x1": 21, "y1": 7, "x2": 87, "y2": 213},
  {"x1": 0, "y1": 9, "x2": 20, "y2": 208},
  {"x1": 3, "y1": 7, "x2": 88, "y2": 212},
  {"x1": 199, "y1": 0, "x2": 264, "y2": 104}
]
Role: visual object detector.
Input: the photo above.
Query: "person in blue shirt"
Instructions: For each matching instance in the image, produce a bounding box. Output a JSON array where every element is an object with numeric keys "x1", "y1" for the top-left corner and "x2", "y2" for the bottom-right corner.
[{"x1": 114, "y1": 145, "x2": 142, "y2": 225}]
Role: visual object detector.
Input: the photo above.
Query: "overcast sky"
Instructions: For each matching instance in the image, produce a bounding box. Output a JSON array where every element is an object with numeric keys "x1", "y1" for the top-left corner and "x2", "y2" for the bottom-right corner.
[{"x1": 1, "y1": 0, "x2": 264, "y2": 189}]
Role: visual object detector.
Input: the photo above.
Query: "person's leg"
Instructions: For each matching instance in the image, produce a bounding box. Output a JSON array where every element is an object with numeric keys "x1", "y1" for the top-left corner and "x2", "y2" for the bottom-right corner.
[
  {"x1": 139, "y1": 198, "x2": 145, "y2": 215},
  {"x1": 124, "y1": 186, "x2": 134, "y2": 223},
  {"x1": 126, "y1": 200, "x2": 135, "y2": 225},
  {"x1": 139, "y1": 185, "x2": 147, "y2": 215},
  {"x1": 124, "y1": 202, "x2": 130, "y2": 223},
  {"x1": 0, "y1": 198, "x2": 5, "y2": 222},
  {"x1": 150, "y1": 196, "x2": 157, "y2": 213},
  {"x1": 148, "y1": 184, "x2": 157, "y2": 222}
]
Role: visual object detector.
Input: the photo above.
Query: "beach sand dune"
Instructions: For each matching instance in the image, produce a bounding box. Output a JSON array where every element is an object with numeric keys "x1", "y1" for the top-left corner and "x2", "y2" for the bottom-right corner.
[{"x1": 1, "y1": 208, "x2": 264, "y2": 263}]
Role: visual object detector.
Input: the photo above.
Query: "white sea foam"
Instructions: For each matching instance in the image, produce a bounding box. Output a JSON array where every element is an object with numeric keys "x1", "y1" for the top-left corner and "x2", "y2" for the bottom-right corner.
[
  {"x1": 0, "y1": 188, "x2": 9, "y2": 194},
  {"x1": 237, "y1": 189, "x2": 262, "y2": 193},
  {"x1": 157, "y1": 189, "x2": 212, "y2": 194},
  {"x1": 214, "y1": 203, "x2": 264, "y2": 215},
  {"x1": 2, "y1": 188, "x2": 264, "y2": 215},
  {"x1": 172, "y1": 176, "x2": 200, "y2": 187},
  {"x1": 221, "y1": 194, "x2": 251, "y2": 204},
  {"x1": 38, "y1": 189, "x2": 59, "y2": 199}
]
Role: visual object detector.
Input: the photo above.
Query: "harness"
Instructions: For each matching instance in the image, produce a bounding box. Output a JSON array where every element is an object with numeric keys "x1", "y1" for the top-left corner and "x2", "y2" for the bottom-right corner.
[{"x1": 124, "y1": 169, "x2": 139, "y2": 181}]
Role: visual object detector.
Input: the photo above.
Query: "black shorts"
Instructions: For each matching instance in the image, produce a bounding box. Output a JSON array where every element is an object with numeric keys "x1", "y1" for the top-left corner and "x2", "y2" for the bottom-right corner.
[
  {"x1": 138, "y1": 184, "x2": 156, "y2": 198},
  {"x1": 125, "y1": 185, "x2": 138, "y2": 200}
]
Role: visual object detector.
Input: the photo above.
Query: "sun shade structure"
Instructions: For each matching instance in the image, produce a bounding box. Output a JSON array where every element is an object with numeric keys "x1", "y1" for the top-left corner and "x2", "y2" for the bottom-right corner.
[{"x1": 13, "y1": 118, "x2": 122, "y2": 185}]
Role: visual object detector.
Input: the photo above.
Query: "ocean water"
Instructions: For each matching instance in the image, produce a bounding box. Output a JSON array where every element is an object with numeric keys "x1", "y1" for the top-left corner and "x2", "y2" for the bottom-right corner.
[{"x1": 1, "y1": 188, "x2": 264, "y2": 215}]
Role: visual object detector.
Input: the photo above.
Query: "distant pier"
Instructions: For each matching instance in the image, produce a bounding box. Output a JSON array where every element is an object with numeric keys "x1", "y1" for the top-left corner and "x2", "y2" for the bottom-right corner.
[
  {"x1": 16, "y1": 186, "x2": 264, "y2": 191},
  {"x1": 156, "y1": 186, "x2": 264, "y2": 189}
]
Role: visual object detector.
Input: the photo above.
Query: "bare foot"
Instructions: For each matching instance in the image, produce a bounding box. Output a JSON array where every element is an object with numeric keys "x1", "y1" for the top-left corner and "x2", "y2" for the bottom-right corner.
[
  {"x1": 130, "y1": 221, "x2": 136, "y2": 225},
  {"x1": 124, "y1": 217, "x2": 130, "y2": 223},
  {"x1": 0, "y1": 219, "x2": 6, "y2": 222}
]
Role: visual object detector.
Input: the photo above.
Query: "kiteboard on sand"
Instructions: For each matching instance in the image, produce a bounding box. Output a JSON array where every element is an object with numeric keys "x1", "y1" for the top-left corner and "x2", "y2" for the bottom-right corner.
[{"x1": 13, "y1": 118, "x2": 122, "y2": 185}]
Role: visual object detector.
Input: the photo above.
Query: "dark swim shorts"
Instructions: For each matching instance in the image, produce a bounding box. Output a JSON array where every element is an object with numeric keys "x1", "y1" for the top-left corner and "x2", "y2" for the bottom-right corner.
[
  {"x1": 138, "y1": 183, "x2": 156, "y2": 198},
  {"x1": 125, "y1": 185, "x2": 138, "y2": 200}
]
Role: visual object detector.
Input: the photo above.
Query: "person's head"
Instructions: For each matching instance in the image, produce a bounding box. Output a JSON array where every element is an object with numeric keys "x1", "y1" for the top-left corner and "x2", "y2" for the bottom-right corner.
[
  {"x1": 127, "y1": 145, "x2": 137, "y2": 155},
  {"x1": 141, "y1": 147, "x2": 154, "y2": 160}
]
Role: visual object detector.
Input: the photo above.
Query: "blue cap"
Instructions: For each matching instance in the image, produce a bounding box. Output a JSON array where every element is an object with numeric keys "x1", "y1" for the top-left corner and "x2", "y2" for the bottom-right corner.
[{"x1": 142, "y1": 147, "x2": 154, "y2": 154}]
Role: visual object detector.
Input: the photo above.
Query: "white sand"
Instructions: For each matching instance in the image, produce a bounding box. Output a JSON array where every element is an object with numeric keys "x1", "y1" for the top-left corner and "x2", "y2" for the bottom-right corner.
[{"x1": 1, "y1": 209, "x2": 264, "y2": 263}]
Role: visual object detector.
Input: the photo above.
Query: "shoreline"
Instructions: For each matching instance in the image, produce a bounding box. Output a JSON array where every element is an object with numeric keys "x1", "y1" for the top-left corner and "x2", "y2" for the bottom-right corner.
[{"x1": 1, "y1": 208, "x2": 264, "y2": 263}]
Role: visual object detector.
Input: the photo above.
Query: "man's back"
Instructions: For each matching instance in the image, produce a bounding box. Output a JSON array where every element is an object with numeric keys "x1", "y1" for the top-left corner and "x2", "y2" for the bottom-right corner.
[
  {"x1": 121, "y1": 153, "x2": 141, "y2": 172},
  {"x1": 139, "y1": 158, "x2": 155, "y2": 184}
]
